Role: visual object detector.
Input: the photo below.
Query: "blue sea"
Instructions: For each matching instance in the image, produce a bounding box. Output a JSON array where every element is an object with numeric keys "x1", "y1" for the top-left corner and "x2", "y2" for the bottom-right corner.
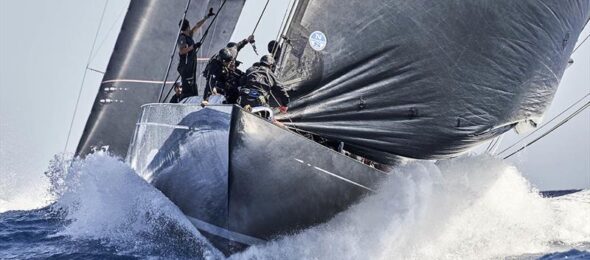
[{"x1": 1, "y1": 153, "x2": 589, "y2": 259}]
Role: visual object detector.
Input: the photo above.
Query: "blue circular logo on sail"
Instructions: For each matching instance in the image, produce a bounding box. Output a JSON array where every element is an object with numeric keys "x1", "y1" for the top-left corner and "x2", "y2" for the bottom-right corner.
[{"x1": 309, "y1": 31, "x2": 327, "y2": 51}]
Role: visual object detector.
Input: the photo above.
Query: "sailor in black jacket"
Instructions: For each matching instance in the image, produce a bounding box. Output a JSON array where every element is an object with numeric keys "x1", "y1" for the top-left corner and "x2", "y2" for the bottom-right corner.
[
  {"x1": 176, "y1": 12, "x2": 214, "y2": 98},
  {"x1": 239, "y1": 55, "x2": 289, "y2": 113},
  {"x1": 202, "y1": 35, "x2": 254, "y2": 104}
]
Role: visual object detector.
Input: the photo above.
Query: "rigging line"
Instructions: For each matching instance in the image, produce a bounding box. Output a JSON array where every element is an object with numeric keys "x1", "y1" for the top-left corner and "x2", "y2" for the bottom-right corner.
[
  {"x1": 200, "y1": 2, "x2": 222, "y2": 89},
  {"x1": 206, "y1": 1, "x2": 223, "y2": 54},
  {"x1": 491, "y1": 136, "x2": 502, "y2": 151},
  {"x1": 207, "y1": 15, "x2": 220, "y2": 52},
  {"x1": 283, "y1": 124, "x2": 317, "y2": 136},
  {"x1": 496, "y1": 93, "x2": 590, "y2": 156},
  {"x1": 87, "y1": 67, "x2": 105, "y2": 74},
  {"x1": 178, "y1": 4, "x2": 222, "y2": 103},
  {"x1": 268, "y1": 0, "x2": 292, "y2": 64},
  {"x1": 191, "y1": 0, "x2": 229, "y2": 98},
  {"x1": 573, "y1": 33, "x2": 590, "y2": 53},
  {"x1": 252, "y1": 0, "x2": 271, "y2": 34},
  {"x1": 158, "y1": 0, "x2": 192, "y2": 103},
  {"x1": 195, "y1": 0, "x2": 229, "y2": 49},
  {"x1": 486, "y1": 137, "x2": 497, "y2": 153},
  {"x1": 267, "y1": 90, "x2": 305, "y2": 136},
  {"x1": 63, "y1": 0, "x2": 109, "y2": 154},
  {"x1": 485, "y1": 136, "x2": 499, "y2": 154},
  {"x1": 503, "y1": 101, "x2": 590, "y2": 160},
  {"x1": 489, "y1": 137, "x2": 500, "y2": 153},
  {"x1": 89, "y1": 3, "x2": 127, "y2": 64},
  {"x1": 275, "y1": 0, "x2": 300, "y2": 73},
  {"x1": 271, "y1": 0, "x2": 295, "y2": 62},
  {"x1": 274, "y1": 0, "x2": 294, "y2": 41},
  {"x1": 249, "y1": 0, "x2": 271, "y2": 55},
  {"x1": 490, "y1": 135, "x2": 504, "y2": 155},
  {"x1": 280, "y1": 0, "x2": 299, "y2": 43},
  {"x1": 184, "y1": 0, "x2": 229, "y2": 99}
]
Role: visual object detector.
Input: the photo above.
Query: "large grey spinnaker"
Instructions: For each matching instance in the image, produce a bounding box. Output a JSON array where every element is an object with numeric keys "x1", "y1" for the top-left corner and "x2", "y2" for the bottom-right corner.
[{"x1": 276, "y1": 0, "x2": 590, "y2": 164}]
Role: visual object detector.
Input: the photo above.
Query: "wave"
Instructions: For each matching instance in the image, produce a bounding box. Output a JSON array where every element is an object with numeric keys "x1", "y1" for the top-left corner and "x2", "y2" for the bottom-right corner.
[
  {"x1": 45, "y1": 152, "x2": 221, "y2": 258},
  {"x1": 1, "y1": 150, "x2": 588, "y2": 259}
]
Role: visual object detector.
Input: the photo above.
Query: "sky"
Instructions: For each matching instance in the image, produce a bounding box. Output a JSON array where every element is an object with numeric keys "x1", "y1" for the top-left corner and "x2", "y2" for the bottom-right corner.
[{"x1": 0, "y1": 0, "x2": 588, "y2": 193}]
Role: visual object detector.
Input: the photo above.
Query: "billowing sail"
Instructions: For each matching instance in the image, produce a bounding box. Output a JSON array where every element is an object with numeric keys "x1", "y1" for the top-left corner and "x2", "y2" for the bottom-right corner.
[
  {"x1": 277, "y1": 0, "x2": 590, "y2": 164},
  {"x1": 76, "y1": 0, "x2": 245, "y2": 157}
]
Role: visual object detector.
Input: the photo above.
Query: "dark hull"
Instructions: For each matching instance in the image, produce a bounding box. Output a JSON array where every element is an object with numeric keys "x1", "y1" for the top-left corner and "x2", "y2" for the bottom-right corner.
[{"x1": 128, "y1": 105, "x2": 386, "y2": 254}]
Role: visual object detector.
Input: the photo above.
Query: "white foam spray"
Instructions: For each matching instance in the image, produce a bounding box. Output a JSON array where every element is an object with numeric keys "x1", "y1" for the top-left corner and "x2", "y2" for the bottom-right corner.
[
  {"x1": 0, "y1": 115, "x2": 57, "y2": 213},
  {"x1": 2, "y1": 148, "x2": 588, "y2": 259},
  {"x1": 0, "y1": 158, "x2": 52, "y2": 213},
  {"x1": 234, "y1": 155, "x2": 590, "y2": 260},
  {"x1": 0, "y1": 171, "x2": 49, "y2": 213},
  {"x1": 46, "y1": 152, "x2": 221, "y2": 259}
]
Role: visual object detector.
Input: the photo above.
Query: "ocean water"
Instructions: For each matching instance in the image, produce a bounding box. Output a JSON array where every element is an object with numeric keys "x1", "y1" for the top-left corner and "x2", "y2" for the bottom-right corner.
[{"x1": 1, "y1": 153, "x2": 589, "y2": 259}]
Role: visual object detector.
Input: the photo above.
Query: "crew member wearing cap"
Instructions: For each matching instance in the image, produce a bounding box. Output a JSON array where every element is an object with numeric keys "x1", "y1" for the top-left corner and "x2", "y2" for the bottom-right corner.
[
  {"x1": 177, "y1": 9, "x2": 215, "y2": 98},
  {"x1": 170, "y1": 81, "x2": 183, "y2": 103},
  {"x1": 202, "y1": 35, "x2": 255, "y2": 104},
  {"x1": 238, "y1": 54, "x2": 289, "y2": 113}
]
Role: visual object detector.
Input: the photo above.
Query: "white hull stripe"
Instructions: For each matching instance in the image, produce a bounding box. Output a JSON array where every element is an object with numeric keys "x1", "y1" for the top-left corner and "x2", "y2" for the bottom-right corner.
[
  {"x1": 186, "y1": 216, "x2": 266, "y2": 245},
  {"x1": 136, "y1": 122, "x2": 225, "y2": 132},
  {"x1": 136, "y1": 122, "x2": 191, "y2": 130},
  {"x1": 294, "y1": 158, "x2": 376, "y2": 193}
]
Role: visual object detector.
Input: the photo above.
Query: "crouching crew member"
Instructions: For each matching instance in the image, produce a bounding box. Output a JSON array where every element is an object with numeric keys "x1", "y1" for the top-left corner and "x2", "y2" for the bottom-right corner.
[
  {"x1": 202, "y1": 35, "x2": 255, "y2": 104},
  {"x1": 239, "y1": 55, "x2": 289, "y2": 113}
]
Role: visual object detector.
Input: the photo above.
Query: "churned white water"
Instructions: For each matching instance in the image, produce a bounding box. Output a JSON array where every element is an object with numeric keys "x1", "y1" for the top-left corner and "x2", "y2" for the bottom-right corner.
[
  {"x1": 0, "y1": 157, "x2": 51, "y2": 213},
  {"x1": 234, "y1": 155, "x2": 590, "y2": 259},
  {"x1": 0, "y1": 170, "x2": 49, "y2": 213},
  {"x1": 44, "y1": 152, "x2": 222, "y2": 258},
  {"x1": 1, "y1": 151, "x2": 588, "y2": 259}
]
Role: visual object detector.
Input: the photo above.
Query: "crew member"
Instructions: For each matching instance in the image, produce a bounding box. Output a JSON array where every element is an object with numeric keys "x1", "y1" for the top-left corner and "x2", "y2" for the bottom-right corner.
[
  {"x1": 238, "y1": 55, "x2": 289, "y2": 113},
  {"x1": 267, "y1": 40, "x2": 282, "y2": 69},
  {"x1": 170, "y1": 81, "x2": 183, "y2": 103},
  {"x1": 177, "y1": 10, "x2": 215, "y2": 98},
  {"x1": 202, "y1": 35, "x2": 255, "y2": 104},
  {"x1": 237, "y1": 40, "x2": 281, "y2": 80}
]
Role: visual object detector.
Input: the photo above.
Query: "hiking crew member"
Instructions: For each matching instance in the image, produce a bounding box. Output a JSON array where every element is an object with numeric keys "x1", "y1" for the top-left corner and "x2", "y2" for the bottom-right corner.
[
  {"x1": 177, "y1": 12, "x2": 214, "y2": 99},
  {"x1": 239, "y1": 55, "x2": 289, "y2": 113},
  {"x1": 202, "y1": 35, "x2": 255, "y2": 104}
]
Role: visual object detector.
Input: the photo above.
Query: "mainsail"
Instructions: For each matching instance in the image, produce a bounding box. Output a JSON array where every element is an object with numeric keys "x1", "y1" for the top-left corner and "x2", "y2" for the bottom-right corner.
[
  {"x1": 277, "y1": 0, "x2": 590, "y2": 164},
  {"x1": 76, "y1": 0, "x2": 246, "y2": 157}
]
